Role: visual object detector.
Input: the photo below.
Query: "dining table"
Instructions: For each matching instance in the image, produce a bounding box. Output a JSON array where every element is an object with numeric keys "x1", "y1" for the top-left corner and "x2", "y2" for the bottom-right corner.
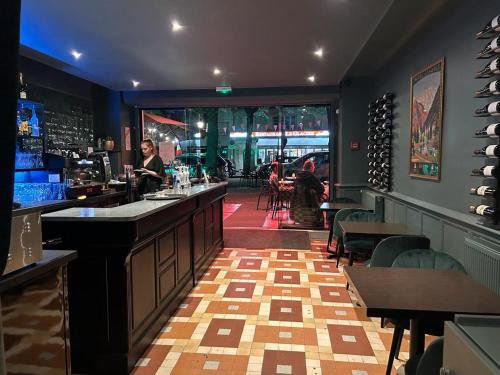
[{"x1": 344, "y1": 266, "x2": 500, "y2": 359}]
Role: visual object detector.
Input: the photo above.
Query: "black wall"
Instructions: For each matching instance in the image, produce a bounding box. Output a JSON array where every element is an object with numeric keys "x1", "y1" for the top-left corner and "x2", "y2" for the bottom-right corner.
[
  {"x1": 19, "y1": 56, "x2": 133, "y2": 174},
  {"x1": 341, "y1": 0, "x2": 500, "y2": 216}
]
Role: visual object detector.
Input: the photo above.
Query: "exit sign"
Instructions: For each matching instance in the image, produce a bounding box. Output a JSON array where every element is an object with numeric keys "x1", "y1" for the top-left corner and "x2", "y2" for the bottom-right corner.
[{"x1": 216, "y1": 86, "x2": 232, "y2": 94}]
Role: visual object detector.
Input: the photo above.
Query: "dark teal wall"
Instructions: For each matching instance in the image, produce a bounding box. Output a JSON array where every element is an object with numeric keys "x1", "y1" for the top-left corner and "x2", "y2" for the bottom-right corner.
[{"x1": 345, "y1": 0, "x2": 500, "y2": 215}]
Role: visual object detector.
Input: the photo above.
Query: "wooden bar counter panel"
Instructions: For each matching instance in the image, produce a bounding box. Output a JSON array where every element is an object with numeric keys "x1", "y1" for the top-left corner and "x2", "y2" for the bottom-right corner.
[{"x1": 42, "y1": 183, "x2": 227, "y2": 374}]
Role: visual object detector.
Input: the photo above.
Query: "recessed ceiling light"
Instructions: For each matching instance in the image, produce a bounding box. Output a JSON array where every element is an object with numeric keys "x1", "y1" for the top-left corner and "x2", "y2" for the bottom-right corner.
[
  {"x1": 71, "y1": 50, "x2": 83, "y2": 60},
  {"x1": 314, "y1": 48, "x2": 323, "y2": 58},
  {"x1": 307, "y1": 75, "x2": 316, "y2": 83},
  {"x1": 165, "y1": 135, "x2": 170, "y2": 141},
  {"x1": 197, "y1": 120, "x2": 205, "y2": 129},
  {"x1": 213, "y1": 68, "x2": 221, "y2": 76},
  {"x1": 132, "y1": 80, "x2": 140, "y2": 87},
  {"x1": 171, "y1": 20, "x2": 184, "y2": 32}
]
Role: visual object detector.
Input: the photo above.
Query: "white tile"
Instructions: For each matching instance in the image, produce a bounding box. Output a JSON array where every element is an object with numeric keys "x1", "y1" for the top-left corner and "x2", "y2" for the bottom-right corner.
[
  {"x1": 284, "y1": 254, "x2": 292, "y2": 257},
  {"x1": 321, "y1": 265, "x2": 330, "y2": 269},
  {"x1": 279, "y1": 331, "x2": 293, "y2": 338},
  {"x1": 235, "y1": 287, "x2": 246, "y2": 292},
  {"x1": 284, "y1": 263, "x2": 292, "y2": 267},
  {"x1": 135, "y1": 358, "x2": 151, "y2": 367},
  {"x1": 282, "y1": 289, "x2": 292, "y2": 294},
  {"x1": 280, "y1": 307, "x2": 293, "y2": 313},
  {"x1": 228, "y1": 305, "x2": 240, "y2": 311},
  {"x1": 342, "y1": 335, "x2": 357, "y2": 343},
  {"x1": 247, "y1": 262, "x2": 255, "y2": 265},
  {"x1": 335, "y1": 310, "x2": 347, "y2": 316},
  {"x1": 217, "y1": 328, "x2": 232, "y2": 336},
  {"x1": 283, "y1": 275, "x2": 292, "y2": 280},
  {"x1": 276, "y1": 364, "x2": 293, "y2": 374},
  {"x1": 329, "y1": 291, "x2": 340, "y2": 297},
  {"x1": 242, "y1": 274, "x2": 251, "y2": 278},
  {"x1": 351, "y1": 370, "x2": 368, "y2": 375},
  {"x1": 203, "y1": 360, "x2": 220, "y2": 370}
]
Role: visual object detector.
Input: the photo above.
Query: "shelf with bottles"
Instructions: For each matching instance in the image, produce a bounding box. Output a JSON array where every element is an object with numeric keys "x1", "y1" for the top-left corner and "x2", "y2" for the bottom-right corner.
[
  {"x1": 470, "y1": 15, "x2": 500, "y2": 226},
  {"x1": 367, "y1": 93, "x2": 394, "y2": 191}
]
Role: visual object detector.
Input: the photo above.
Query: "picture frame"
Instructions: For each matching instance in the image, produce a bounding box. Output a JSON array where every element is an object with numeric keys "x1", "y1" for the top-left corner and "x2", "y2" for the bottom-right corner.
[{"x1": 409, "y1": 58, "x2": 445, "y2": 180}]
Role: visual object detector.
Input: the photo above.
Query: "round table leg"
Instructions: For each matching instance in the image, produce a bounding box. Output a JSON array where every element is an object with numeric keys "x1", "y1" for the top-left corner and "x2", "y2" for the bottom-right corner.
[{"x1": 409, "y1": 318, "x2": 426, "y2": 358}]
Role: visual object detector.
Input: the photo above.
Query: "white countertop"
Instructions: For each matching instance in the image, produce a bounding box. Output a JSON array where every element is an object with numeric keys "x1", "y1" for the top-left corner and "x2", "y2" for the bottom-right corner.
[{"x1": 42, "y1": 183, "x2": 227, "y2": 222}]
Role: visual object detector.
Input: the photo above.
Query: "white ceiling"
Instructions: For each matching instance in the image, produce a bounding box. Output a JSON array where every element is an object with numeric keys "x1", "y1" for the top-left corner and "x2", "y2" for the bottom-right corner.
[{"x1": 20, "y1": 0, "x2": 393, "y2": 91}]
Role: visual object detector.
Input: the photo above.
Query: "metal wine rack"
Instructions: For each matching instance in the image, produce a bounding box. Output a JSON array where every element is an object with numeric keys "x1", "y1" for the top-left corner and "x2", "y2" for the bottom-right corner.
[
  {"x1": 472, "y1": 16, "x2": 500, "y2": 226},
  {"x1": 367, "y1": 94, "x2": 394, "y2": 191}
]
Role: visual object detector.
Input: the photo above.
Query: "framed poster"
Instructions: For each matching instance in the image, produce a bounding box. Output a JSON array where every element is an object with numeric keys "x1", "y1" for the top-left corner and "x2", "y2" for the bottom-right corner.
[{"x1": 409, "y1": 58, "x2": 445, "y2": 180}]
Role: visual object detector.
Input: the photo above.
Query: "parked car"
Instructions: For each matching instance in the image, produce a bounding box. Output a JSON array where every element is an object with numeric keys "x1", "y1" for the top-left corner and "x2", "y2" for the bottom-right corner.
[{"x1": 283, "y1": 151, "x2": 329, "y2": 181}]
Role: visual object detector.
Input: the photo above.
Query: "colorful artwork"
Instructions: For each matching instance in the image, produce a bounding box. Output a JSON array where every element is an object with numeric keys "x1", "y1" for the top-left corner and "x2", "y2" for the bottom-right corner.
[{"x1": 409, "y1": 58, "x2": 445, "y2": 180}]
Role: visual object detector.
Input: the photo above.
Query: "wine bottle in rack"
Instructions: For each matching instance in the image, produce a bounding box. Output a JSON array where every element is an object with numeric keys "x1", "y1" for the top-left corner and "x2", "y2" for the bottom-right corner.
[
  {"x1": 368, "y1": 135, "x2": 375, "y2": 142},
  {"x1": 477, "y1": 36, "x2": 500, "y2": 59},
  {"x1": 471, "y1": 165, "x2": 499, "y2": 177},
  {"x1": 379, "y1": 112, "x2": 392, "y2": 120},
  {"x1": 475, "y1": 123, "x2": 500, "y2": 136},
  {"x1": 475, "y1": 80, "x2": 500, "y2": 97},
  {"x1": 470, "y1": 185, "x2": 497, "y2": 197},
  {"x1": 473, "y1": 144, "x2": 500, "y2": 157},
  {"x1": 368, "y1": 110, "x2": 377, "y2": 117},
  {"x1": 469, "y1": 204, "x2": 497, "y2": 218},
  {"x1": 476, "y1": 58, "x2": 500, "y2": 78},
  {"x1": 476, "y1": 15, "x2": 500, "y2": 39},
  {"x1": 381, "y1": 162, "x2": 390, "y2": 168},
  {"x1": 378, "y1": 150, "x2": 390, "y2": 158},
  {"x1": 19, "y1": 73, "x2": 27, "y2": 100},
  {"x1": 474, "y1": 101, "x2": 500, "y2": 116}
]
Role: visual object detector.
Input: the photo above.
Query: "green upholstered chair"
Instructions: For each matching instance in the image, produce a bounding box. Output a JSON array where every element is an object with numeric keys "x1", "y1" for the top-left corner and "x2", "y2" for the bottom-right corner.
[
  {"x1": 384, "y1": 249, "x2": 465, "y2": 375},
  {"x1": 366, "y1": 235, "x2": 431, "y2": 268},
  {"x1": 340, "y1": 210, "x2": 382, "y2": 267},
  {"x1": 331, "y1": 208, "x2": 370, "y2": 266},
  {"x1": 404, "y1": 336, "x2": 444, "y2": 375}
]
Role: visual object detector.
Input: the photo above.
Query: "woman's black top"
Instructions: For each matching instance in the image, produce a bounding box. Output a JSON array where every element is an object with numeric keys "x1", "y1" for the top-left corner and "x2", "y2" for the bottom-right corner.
[{"x1": 137, "y1": 154, "x2": 165, "y2": 195}]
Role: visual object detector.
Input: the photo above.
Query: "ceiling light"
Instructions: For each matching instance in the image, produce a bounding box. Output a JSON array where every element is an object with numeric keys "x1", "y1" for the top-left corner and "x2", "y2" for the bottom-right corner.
[
  {"x1": 213, "y1": 68, "x2": 221, "y2": 76},
  {"x1": 165, "y1": 136, "x2": 170, "y2": 141},
  {"x1": 307, "y1": 75, "x2": 316, "y2": 83},
  {"x1": 132, "y1": 80, "x2": 140, "y2": 87},
  {"x1": 314, "y1": 48, "x2": 323, "y2": 58},
  {"x1": 171, "y1": 20, "x2": 184, "y2": 32},
  {"x1": 197, "y1": 120, "x2": 205, "y2": 129},
  {"x1": 71, "y1": 50, "x2": 83, "y2": 60}
]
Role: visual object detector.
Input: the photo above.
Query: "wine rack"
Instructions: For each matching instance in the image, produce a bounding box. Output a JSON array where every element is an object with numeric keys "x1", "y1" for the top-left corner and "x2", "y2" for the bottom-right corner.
[
  {"x1": 472, "y1": 14, "x2": 500, "y2": 226},
  {"x1": 367, "y1": 93, "x2": 394, "y2": 191}
]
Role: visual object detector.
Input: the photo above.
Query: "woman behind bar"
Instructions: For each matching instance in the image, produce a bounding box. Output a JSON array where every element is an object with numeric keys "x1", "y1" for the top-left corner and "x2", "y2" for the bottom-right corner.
[{"x1": 137, "y1": 139, "x2": 165, "y2": 195}]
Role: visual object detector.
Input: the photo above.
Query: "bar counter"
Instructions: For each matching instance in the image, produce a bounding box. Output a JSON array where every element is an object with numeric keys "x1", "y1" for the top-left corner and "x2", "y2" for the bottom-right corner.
[{"x1": 42, "y1": 182, "x2": 227, "y2": 374}]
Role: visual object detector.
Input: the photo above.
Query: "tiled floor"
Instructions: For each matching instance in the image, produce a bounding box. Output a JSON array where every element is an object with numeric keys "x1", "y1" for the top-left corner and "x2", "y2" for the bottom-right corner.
[{"x1": 131, "y1": 238, "x2": 419, "y2": 375}]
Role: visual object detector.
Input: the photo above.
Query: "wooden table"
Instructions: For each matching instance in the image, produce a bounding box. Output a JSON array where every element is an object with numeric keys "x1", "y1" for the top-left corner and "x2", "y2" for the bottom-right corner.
[
  {"x1": 319, "y1": 202, "x2": 364, "y2": 257},
  {"x1": 339, "y1": 221, "x2": 418, "y2": 243},
  {"x1": 344, "y1": 267, "x2": 500, "y2": 358}
]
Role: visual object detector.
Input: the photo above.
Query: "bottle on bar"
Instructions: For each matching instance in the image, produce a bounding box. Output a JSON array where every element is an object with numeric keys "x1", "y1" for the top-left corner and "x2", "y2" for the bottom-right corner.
[
  {"x1": 471, "y1": 165, "x2": 499, "y2": 177},
  {"x1": 469, "y1": 204, "x2": 497, "y2": 218},
  {"x1": 477, "y1": 37, "x2": 500, "y2": 58},
  {"x1": 476, "y1": 15, "x2": 500, "y2": 39},
  {"x1": 476, "y1": 58, "x2": 500, "y2": 78},
  {"x1": 475, "y1": 80, "x2": 500, "y2": 97},
  {"x1": 19, "y1": 73, "x2": 27, "y2": 99},
  {"x1": 474, "y1": 101, "x2": 500, "y2": 116},
  {"x1": 475, "y1": 123, "x2": 500, "y2": 137},
  {"x1": 470, "y1": 185, "x2": 497, "y2": 197},
  {"x1": 30, "y1": 104, "x2": 39, "y2": 137},
  {"x1": 473, "y1": 145, "x2": 500, "y2": 157}
]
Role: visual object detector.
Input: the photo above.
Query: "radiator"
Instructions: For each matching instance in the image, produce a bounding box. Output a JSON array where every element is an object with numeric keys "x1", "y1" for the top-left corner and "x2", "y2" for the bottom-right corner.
[{"x1": 464, "y1": 237, "x2": 500, "y2": 295}]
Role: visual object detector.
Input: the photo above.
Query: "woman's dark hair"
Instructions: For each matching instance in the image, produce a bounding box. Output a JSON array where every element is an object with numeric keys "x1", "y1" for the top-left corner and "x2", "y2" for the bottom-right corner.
[{"x1": 141, "y1": 138, "x2": 156, "y2": 154}]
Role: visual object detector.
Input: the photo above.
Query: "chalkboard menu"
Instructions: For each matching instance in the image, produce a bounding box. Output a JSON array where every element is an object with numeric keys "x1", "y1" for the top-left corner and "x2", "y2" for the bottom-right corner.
[{"x1": 25, "y1": 84, "x2": 94, "y2": 155}]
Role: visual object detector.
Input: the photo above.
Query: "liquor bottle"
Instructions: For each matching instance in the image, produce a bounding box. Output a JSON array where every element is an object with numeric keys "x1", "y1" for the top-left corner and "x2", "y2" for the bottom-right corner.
[
  {"x1": 476, "y1": 58, "x2": 500, "y2": 78},
  {"x1": 477, "y1": 37, "x2": 500, "y2": 58},
  {"x1": 476, "y1": 15, "x2": 500, "y2": 39},
  {"x1": 382, "y1": 93, "x2": 394, "y2": 101},
  {"x1": 19, "y1": 73, "x2": 27, "y2": 100},
  {"x1": 475, "y1": 123, "x2": 500, "y2": 137},
  {"x1": 30, "y1": 105, "x2": 39, "y2": 137},
  {"x1": 473, "y1": 145, "x2": 500, "y2": 157},
  {"x1": 470, "y1": 185, "x2": 497, "y2": 197},
  {"x1": 474, "y1": 101, "x2": 500, "y2": 116},
  {"x1": 378, "y1": 150, "x2": 390, "y2": 158},
  {"x1": 471, "y1": 165, "x2": 499, "y2": 177},
  {"x1": 469, "y1": 204, "x2": 497, "y2": 218},
  {"x1": 475, "y1": 80, "x2": 500, "y2": 97}
]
